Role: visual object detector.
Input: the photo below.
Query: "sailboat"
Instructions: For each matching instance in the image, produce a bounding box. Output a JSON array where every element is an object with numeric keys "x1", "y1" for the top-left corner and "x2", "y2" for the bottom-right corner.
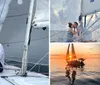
[
  {"x1": 50, "y1": 0, "x2": 100, "y2": 42},
  {"x1": 0, "y1": 0, "x2": 49, "y2": 85},
  {"x1": 66, "y1": 43, "x2": 85, "y2": 68}
]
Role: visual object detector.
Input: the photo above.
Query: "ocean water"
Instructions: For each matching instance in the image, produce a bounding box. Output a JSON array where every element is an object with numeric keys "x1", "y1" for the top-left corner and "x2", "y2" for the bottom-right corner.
[{"x1": 50, "y1": 56, "x2": 100, "y2": 85}]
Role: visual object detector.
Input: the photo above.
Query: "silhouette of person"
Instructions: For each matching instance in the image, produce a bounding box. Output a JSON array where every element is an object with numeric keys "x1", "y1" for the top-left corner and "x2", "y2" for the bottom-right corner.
[
  {"x1": 65, "y1": 67, "x2": 71, "y2": 81},
  {"x1": 80, "y1": 60, "x2": 85, "y2": 68},
  {"x1": 71, "y1": 70, "x2": 76, "y2": 85}
]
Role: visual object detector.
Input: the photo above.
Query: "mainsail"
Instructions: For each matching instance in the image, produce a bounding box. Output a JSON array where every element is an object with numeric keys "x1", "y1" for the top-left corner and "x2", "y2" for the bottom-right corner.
[
  {"x1": 66, "y1": 43, "x2": 76, "y2": 61},
  {"x1": 82, "y1": 0, "x2": 100, "y2": 16},
  {"x1": 71, "y1": 43, "x2": 76, "y2": 59},
  {"x1": 66, "y1": 44, "x2": 70, "y2": 61},
  {"x1": 0, "y1": 0, "x2": 12, "y2": 31},
  {"x1": 80, "y1": 0, "x2": 100, "y2": 42},
  {"x1": 0, "y1": 0, "x2": 49, "y2": 65}
]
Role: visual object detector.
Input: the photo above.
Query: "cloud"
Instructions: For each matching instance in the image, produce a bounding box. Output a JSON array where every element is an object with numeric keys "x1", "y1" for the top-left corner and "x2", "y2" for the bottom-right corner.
[{"x1": 50, "y1": 0, "x2": 81, "y2": 30}]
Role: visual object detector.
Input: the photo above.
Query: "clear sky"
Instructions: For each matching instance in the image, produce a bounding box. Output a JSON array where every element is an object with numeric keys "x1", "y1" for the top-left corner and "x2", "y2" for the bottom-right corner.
[{"x1": 50, "y1": 43, "x2": 100, "y2": 58}]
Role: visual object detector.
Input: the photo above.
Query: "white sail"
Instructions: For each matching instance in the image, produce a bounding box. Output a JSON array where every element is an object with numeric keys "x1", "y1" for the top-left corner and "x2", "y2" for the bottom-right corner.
[
  {"x1": 0, "y1": 0, "x2": 49, "y2": 64},
  {"x1": 82, "y1": 0, "x2": 100, "y2": 16},
  {"x1": 0, "y1": 0, "x2": 12, "y2": 31}
]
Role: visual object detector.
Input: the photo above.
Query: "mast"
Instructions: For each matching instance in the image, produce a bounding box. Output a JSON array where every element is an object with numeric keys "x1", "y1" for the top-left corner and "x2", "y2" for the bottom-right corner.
[
  {"x1": 20, "y1": 0, "x2": 36, "y2": 76},
  {"x1": 79, "y1": 0, "x2": 83, "y2": 41},
  {"x1": 77, "y1": 0, "x2": 83, "y2": 41},
  {"x1": 71, "y1": 43, "x2": 76, "y2": 59}
]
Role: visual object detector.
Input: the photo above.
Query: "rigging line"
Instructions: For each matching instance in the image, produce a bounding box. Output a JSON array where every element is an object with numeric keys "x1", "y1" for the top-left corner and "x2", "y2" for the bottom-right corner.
[
  {"x1": 0, "y1": 0, "x2": 7, "y2": 20},
  {"x1": 29, "y1": 52, "x2": 49, "y2": 71},
  {"x1": 50, "y1": 31, "x2": 76, "y2": 40},
  {"x1": 75, "y1": 26, "x2": 100, "y2": 41},
  {"x1": 78, "y1": 27, "x2": 100, "y2": 41},
  {"x1": 50, "y1": 30, "x2": 78, "y2": 41},
  {"x1": 86, "y1": 14, "x2": 93, "y2": 27},
  {"x1": 82, "y1": 21, "x2": 100, "y2": 35},
  {"x1": 83, "y1": 23, "x2": 100, "y2": 35},
  {"x1": 89, "y1": 27, "x2": 100, "y2": 34},
  {"x1": 82, "y1": 28, "x2": 100, "y2": 39},
  {"x1": 1, "y1": 76, "x2": 19, "y2": 85},
  {"x1": 6, "y1": 13, "x2": 28, "y2": 18},
  {"x1": 83, "y1": 24, "x2": 100, "y2": 35},
  {"x1": 86, "y1": 16, "x2": 100, "y2": 30}
]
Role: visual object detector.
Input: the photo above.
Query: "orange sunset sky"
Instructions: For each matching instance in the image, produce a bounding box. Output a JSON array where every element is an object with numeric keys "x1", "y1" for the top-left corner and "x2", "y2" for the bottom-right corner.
[{"x1": 50, "y1": 43, "x2": 100, "y2": 59}]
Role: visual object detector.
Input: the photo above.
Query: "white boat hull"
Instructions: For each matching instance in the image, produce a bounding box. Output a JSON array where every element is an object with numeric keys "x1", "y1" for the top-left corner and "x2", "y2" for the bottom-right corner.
[{"x1": 0, "y1": 65, "x2": 49, "y2": 85}]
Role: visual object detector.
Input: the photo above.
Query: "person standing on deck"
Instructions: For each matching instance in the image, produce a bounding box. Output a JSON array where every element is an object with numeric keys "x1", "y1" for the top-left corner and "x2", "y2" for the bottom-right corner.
[
  {"x1": 66, "y1": 23, "x2": 74, "y2": 42},
  {"x1": 0, "y1": 43, "x2": 4, "y2": 72},
  {"x1": 67, "y1": 22, "x2": 80, "y2": 42},
  {"x1": 73, "y1": 22, "x2": 80, "y2": 42}
]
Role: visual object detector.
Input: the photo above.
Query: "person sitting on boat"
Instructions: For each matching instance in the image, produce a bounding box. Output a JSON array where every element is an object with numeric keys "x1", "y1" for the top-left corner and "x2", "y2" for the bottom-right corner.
[{"x1": 0, "y1": 43, "x2": 4, "y2": 72}]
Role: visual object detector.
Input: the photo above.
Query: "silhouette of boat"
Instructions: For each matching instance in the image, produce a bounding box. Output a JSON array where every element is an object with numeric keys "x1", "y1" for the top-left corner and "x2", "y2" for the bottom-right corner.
[{"x1": 66, "y1": 44, "x2": 85, "y2": 68}]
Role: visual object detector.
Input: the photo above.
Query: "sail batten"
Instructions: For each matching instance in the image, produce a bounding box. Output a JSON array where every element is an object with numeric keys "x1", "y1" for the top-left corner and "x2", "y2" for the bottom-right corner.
[{"x1": 82, "y1": 0, "x2": 100, "y2": 16}]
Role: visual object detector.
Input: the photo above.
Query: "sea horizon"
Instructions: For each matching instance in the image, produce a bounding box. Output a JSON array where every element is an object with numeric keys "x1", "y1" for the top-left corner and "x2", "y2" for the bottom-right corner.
[{"x1": 50, "y1": 55, "x2": 100, "y2": 85}]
